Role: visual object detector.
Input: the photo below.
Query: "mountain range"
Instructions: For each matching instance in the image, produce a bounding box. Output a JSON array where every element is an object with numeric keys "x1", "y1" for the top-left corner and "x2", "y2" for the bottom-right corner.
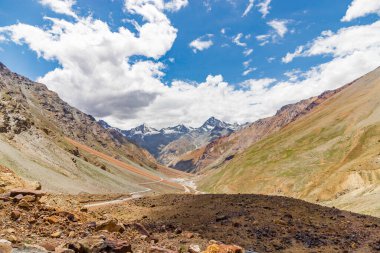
[{"x1": 99, "y1": 116, "x2": 242, "y2": 171}]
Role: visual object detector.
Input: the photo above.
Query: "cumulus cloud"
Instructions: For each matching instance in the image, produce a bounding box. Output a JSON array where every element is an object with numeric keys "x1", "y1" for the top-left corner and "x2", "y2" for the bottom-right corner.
[
  {"x1": 1, "y1": 0, "x2": 380, "y2": 130},
  {"x1": 282, "y1": 21, "x2": 380, "y2": 63},
  {"x1": 39, "y1": 0, "x2": 78, "y2": 18},
  {"x1": 165, "y1": 0, "x2": 189, "y2": 12},
  {"x1": 189, "y1": 34, "x2": 213, "y2": 53},
  {"x1": 242, "y1": 0, "x2": 255, "y2": 17},
  {"x1": 342, "y1": 0, "x2": 380, "y2": 22}
]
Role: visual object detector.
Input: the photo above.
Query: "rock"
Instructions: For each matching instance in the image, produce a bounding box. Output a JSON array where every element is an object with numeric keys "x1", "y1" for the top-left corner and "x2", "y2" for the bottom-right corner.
[
  {"x1": 51, "y1": 231, "x2": 62, "y2": 238},
  {"x1": 10, "y1": 210, "x2": 21, "y2": 220},
  {"x1": 9, "y1": 189, "x2": 45, "y2": 198},
  {"x1": 39, "y1": 242, "x2": 59, "y2": 252},
  {"x1": 45, "y1": 215, "x2": 60, "y2": 224},
  {"x1": 149, "y1": 246, "x2": 177, "y2": 253},
  {"x1": 188, "y1": 244, "x2": 201, "y2": 253},
  {"x1": 203, "y1": 244, "x2": 244, "y2": 253},
  {"x1": 13, "y1": 194, "x2": 24, "y2": 202},
  {"x1": 133, "y1": 223, "x2": 150, "y2": 236},
  {"x1": 77, "y1": 236, "x2": 132, "y2": 253},
  {"x1": 18, "y1": 199, "x2": 33, "y2": 210},
  {"x1": 78, "y1": 236, "x2": 106, "y2": 253},
  {"x1": 215, "y1": 215, "x2": 229, "y2": 222},
  {"x1": 28, "y1": 181, "x2": 42, "y2": 190},
  {"x1": 7, "y1": 235, "x2": 18, "y2": 243},
  {"x1": 96, "y1": 219, "x2": 125, "y2": 233},
  {"x1": 104, "y1": 239, "x2": 132, "y2": 253},
  {"x1": 22, "y1": 195, "x2": 37, "y2": 202},
  {"x1": 0, "y1": 239, "x2": 12, "y2": 253},
  {"x1": 55, "y1": 247, "x2": 75, "y2": 253},
  {"x1": 68, "y1": 231, "x2": 75, "y2": 238},
  {"x1": 184, "y1": 232, "x2": 195, "y2": 239},
  {"x1": 80, "y1": 206, "x2": 88, "y2": 213},
  {"x1": 174, "y1": 227, "x2": 182, "y2": 234},
  {"x1": 13, "y1": 244, "x2": 48, "y2": 253}
]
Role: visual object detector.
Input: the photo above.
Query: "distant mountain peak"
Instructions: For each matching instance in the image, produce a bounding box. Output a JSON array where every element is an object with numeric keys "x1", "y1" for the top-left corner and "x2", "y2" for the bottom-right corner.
[
  {"x1": 131, "y1": 124, "x2": 158, "y2": 135},
  {"x1": 201, "y1": 117, "x2": 228, "y2": 130},
  {"x1": 98, "y1": 120, "x2": 112, "y2": 129}
]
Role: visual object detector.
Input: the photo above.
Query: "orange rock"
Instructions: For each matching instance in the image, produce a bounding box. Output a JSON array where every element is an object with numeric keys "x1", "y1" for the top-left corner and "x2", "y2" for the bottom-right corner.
[{"x1": 203, "y1": 244, "x2": 244, "y2": 253}]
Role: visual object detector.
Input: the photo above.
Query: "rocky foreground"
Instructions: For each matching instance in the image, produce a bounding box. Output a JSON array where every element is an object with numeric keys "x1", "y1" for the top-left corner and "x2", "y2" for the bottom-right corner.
[{"x1": 0, "y1": 191, "x2": 380, "y2": 253}]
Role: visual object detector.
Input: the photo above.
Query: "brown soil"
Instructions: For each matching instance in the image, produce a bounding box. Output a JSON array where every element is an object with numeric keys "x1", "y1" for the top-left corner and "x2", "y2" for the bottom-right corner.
[
  {"x1": 103, "y1": 194, "x2": 380, "y2": 253},
  {"x1": 1, "y1": 193, "x2": 380, "y2": 253}
]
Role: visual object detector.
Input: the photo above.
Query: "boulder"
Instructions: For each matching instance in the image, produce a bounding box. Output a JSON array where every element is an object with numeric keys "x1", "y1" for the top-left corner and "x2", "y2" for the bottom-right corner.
[
  {"x1": 0, "y1": 239, "x2": 12, "y2": 253},
  {"x1": 13, "y1": 244, "x2": 48, "y2": 253},
  {"x1": 10, "y1": 210, "x2": 21, "y2": 220},
  {"x1": 203, "y1": 244, "x2": 244, "y2": 253},
  {"x1": 9, "y1": 189, "x2": 45, "y2": 198},
  {"x1": 189, "y1": 244, "x2": 201, "y2": 253},
  {"x1": 95, "y1": 219, "x2": 125, "y2": 233},
  {"x1": 77, "y1": 236, "x2": 132, "y2": 253},
  {"x1": 78, "y1": 236, "x2": 106, "y2": 253}
]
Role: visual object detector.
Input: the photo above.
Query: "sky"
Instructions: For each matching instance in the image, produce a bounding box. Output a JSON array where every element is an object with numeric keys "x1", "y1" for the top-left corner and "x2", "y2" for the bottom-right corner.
[{"x1": 0, "y1": 0, "x2": 379, "y2": 129}]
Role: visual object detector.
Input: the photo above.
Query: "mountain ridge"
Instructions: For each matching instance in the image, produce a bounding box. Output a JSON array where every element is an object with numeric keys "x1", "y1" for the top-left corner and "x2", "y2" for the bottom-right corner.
[
  {"x1": 0, "y1": 62, "x2": 182, "y2": 194},
  {"x1": 98, "y1": 117, "x2": 242, "y2": 165},
  {"x1": 199, "y1": 66, "x2": 380, "y2": 216}
]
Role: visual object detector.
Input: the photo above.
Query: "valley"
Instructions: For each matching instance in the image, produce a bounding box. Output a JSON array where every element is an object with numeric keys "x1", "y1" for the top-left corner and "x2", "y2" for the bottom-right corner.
[{"x1": 1, "y1": 62, "x2": 380, "y2": 253}]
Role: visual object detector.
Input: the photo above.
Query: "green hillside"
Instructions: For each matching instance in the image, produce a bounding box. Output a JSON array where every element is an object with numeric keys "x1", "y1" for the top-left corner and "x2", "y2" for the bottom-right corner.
[{"x1": 199, "y1": 67, "x2": 380, "y2": 216}]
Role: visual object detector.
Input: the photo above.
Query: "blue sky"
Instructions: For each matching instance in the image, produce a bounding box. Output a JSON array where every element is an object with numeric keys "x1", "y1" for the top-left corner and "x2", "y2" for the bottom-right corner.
[{"x1": 0, "y1": 0, "x2": 379, "y2": 128}]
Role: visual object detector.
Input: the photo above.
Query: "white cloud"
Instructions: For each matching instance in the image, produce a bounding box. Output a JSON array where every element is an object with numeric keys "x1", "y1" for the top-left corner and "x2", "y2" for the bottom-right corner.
[
  {"x1": 39, "y1": 0, "x2": 78, "y2": 18},
  {"x1": 242, "y1": 0, "x2": 255, "y2": 17},
  {"x1": 257, "y1": 19, "x2": 289, "y2": 46},
  {"x1": 243, "y1": 48, "x2": 253, "y2": 56},
  {"x1": 189, "y1": 34, "x2": 213, "y2": 53},
  {"x1": 282, "y1": 46, "x2": 304, "y2": 63},
  {"x1": 165, "y1": 0, "x2": 189, "y2": 12},
  {"x1": 257, "y1": 0, "x2": 271, "y2": 18},
  {"x1": 1, "y1": 0, "x2": 380, "y2": 130},
  {"x1": 268, "y1": 19, "x2": 288, "y2": 38},
  {"x1": 282, "y1": 21, "x2": 380, "y2": 63},
  {"x1": 233, "y1": 33, "x2": 247, "y2": 47},
  {"x1": 242, "y1": 67, "x2": 256, "y2": 76},
  {"x1": 243, "y1": 59, "x2": 252, "y2": 68},
  {"x1": 342, "y1": 0, "x2": 380, "y2": 22}
]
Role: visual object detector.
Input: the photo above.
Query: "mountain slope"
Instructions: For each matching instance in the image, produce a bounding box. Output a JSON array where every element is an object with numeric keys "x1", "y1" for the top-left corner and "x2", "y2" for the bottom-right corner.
[
  {"x1": 171, "y1": 86, "x2": 348, "y2": 173},
  {"x1": 199, "y1": 67, "x2": 380, "y2": 216},
  {"x1": 122, "y1": 124, "x2": 192, "y2": 157},
  {"x1": 158, "y1": 117, "x2": 240, "y2": 167},
  {"x1": 0, "y1": 62, "x2": 184, "y2": 194}
]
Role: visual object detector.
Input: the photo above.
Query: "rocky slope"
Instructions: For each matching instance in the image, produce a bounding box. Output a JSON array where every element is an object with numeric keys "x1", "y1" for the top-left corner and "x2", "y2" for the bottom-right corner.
[
  {"x1": 121, "y1": 124, "x2": 193, "y2": 157},
  {"x1": 200, "y1": 67, "x2": 380, "y2": 217},
  {"x1": 170, "y1": 85, "x2": 349, "y2": 173},
  {"x1": 0, "y1": 62, "x2": 183, "y2": 194},
  {"x1": 157, "y1": 117, "x2": 240, "y2": 167},
  {"x1": 3, "y1": 191, "x2": 378, "y2": 253}
]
